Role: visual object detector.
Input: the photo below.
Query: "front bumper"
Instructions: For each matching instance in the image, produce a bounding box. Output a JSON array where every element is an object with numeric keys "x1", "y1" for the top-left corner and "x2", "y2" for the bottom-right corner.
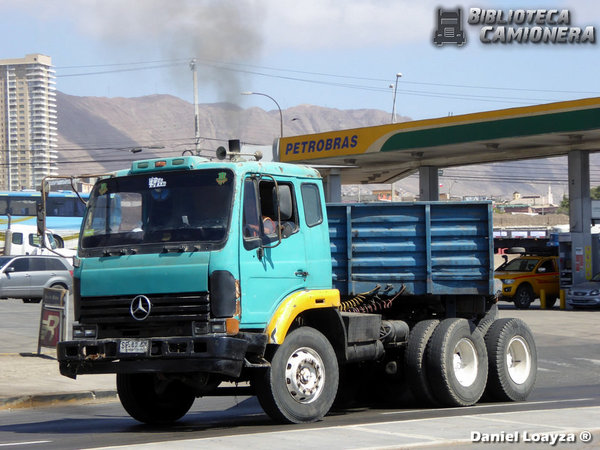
[
  {"x1": 499, "y1": 285, "x2": 516, "y2": 300},
  {"x1": 57, "y1": 334, "x2": 265, "y2": 379},
  {"x1": 566, "y1": 295, "x2": 600, "y2": 307}
]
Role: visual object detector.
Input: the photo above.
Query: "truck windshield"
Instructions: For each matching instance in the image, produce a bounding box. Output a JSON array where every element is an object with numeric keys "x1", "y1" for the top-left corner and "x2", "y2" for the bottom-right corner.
[{"x1": 80, "y1": 169, "x2": 234, "y2": 249}]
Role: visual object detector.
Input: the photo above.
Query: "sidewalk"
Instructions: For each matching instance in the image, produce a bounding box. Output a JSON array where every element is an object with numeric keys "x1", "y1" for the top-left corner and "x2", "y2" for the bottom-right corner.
[{"x1": 0, "y1": 351, "x2": 117, "y2": 410}]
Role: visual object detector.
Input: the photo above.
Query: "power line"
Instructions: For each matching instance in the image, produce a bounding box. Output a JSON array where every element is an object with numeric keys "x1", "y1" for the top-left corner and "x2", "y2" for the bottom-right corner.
[{"x1": 51, "y1": 57, "x2": 597, "y2": 105}]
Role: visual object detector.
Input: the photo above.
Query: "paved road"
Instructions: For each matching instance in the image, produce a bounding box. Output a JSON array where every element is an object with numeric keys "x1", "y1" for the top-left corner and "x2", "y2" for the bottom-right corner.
[{"x1": 0, "y1": 299, "x2": 599, "y2": 448}]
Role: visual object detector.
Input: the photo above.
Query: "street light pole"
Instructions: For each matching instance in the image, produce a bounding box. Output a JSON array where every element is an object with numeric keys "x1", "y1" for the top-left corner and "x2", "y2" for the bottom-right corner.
[
  {"x1": 241, "y1": 91, "x2": 283, "y2": 137},
  {"x1": 391, "y1": 72, "x2": 402, "y2": 124}
]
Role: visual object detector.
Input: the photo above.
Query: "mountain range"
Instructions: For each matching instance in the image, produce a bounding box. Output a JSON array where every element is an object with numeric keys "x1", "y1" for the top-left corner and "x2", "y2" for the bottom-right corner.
[{"x1": 55, "y1": 92, "x2": 591, "y2": 200}]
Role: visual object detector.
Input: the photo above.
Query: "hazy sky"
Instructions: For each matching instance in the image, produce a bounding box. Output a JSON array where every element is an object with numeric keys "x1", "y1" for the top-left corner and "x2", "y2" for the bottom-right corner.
[{"x1": 1, "y1": 0, "x2": 599, "y2": 121}]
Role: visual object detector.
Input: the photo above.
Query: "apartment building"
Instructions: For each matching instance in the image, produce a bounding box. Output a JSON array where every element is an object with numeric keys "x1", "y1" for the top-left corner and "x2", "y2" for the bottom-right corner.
[{"x1": 0, "y1": 54, "x2": 58, "y2": 190}]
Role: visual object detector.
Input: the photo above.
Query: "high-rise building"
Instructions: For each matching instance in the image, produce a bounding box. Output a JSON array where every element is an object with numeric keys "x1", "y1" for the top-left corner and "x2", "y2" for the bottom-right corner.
[{"x1": 0, "y1": 54, "x2": 58, "y2": 190}]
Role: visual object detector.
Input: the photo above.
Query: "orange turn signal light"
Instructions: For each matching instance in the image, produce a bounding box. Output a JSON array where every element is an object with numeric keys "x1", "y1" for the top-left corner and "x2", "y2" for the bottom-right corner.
[{"x1": 226, "y1": 318, "x2": 240, "y2": 335}]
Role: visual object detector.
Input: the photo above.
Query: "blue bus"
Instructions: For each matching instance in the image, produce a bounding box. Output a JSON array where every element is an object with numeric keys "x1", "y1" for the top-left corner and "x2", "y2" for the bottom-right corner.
[{"x1": 0, "y1": 190, "x2": 89, "y2": 249}]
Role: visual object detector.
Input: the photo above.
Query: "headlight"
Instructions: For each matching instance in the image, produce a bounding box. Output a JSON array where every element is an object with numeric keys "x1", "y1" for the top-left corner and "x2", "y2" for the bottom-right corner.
[
  {"x1": 502, "y1": 279, "x2": 515, "y2": 285},
  {"x1": 590, "y1": 289, "x2": 599, "y2": 296}
]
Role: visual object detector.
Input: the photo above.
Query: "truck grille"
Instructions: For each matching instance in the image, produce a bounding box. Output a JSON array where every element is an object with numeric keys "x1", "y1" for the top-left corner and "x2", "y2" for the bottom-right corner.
[
  {"x1": 79, "y1": 292, "x2": 210, "y2": 324},
  {"x1": 444, "y1": 28, "x2": 455, "y2": 38}
]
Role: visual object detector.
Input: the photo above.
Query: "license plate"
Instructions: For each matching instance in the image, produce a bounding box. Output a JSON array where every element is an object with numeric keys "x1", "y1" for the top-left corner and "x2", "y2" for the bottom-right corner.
[{"x1": 119, "y1": 339, "x2": 149, "y2": 354}]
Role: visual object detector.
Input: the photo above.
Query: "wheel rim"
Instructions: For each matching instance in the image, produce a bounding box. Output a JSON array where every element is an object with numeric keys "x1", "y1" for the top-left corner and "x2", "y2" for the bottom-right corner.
[
  {"x1": 284, "y1": 347, "x2": 325, "y2": 404},
  {"x1": 506, "y1": 336, "x2": 531, "y2": 385},
  {"x1": 517, "y1": 289, "x2": 531, "y2": 305},
  {"x1": 452, "y1": 338, "x2": 478, "y2": 387}
]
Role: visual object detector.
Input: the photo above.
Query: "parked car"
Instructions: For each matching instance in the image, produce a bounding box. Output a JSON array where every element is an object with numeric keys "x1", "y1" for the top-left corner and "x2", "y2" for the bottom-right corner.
[
  {"x1": 0, "y1": 255, "x2": 73, "y2": 303},
  {"x1": 566, "y1": 273, "x2": 600, "y2": 308},
  {"x1": 495, "y1": 255, "x2": 560, "y2": 309}
]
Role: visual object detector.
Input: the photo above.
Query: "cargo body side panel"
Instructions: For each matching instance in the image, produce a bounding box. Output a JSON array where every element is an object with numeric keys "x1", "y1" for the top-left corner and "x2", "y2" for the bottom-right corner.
[{"x1": 327, "y1": 202, "x2": 493, "y2": 297}]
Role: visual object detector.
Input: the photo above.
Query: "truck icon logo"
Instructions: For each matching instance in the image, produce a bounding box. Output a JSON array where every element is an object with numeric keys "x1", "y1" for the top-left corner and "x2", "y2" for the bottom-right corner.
[
  {"x1": 433, "y1": 8, "x2": 466, "y2": 46},
  {"x1": 130, "y1": 295, "x2": 152, "y2": 321}
]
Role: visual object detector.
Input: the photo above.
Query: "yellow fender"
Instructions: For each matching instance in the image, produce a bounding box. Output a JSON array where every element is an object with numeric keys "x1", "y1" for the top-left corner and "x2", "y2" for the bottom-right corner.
[{"x1": 265, "y1": 289, "x2": 340, "y2": 344}]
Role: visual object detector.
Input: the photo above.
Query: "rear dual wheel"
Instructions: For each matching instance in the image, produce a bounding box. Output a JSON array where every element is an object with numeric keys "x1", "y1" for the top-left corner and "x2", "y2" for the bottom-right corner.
[
  {"x1": 426, "y1": 319, "x2": 488, "y2": 407},
  {"x1": 405, "y1": 319, "x2": 440, "y2": 405},
  {"x1": 484, "y1": 318, "x2": 537, "y2": 402}
]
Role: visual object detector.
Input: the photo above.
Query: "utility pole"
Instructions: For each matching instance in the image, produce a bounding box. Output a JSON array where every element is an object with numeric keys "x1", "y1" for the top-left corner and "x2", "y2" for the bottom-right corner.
[
  {"x1": 190, "y1": 59, "x2": 201, "y2": 155},
  {"x1": 391, "y1": 72, "x2": 402, "y2": 124}
]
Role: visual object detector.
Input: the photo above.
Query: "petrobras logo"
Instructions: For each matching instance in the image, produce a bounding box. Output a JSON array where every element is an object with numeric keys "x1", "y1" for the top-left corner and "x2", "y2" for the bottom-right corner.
[
  {"x1": 434, "y1": 7, "x2": 596, "y2": 46},
  {"x1": 284, "y1": 134, "x2": 358, "y2": 156}
]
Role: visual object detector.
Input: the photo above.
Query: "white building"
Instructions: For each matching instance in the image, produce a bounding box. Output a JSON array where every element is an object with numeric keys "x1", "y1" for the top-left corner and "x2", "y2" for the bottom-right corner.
[{"x1": 0, "y1": 54, "x2": 58, "y2": 190}]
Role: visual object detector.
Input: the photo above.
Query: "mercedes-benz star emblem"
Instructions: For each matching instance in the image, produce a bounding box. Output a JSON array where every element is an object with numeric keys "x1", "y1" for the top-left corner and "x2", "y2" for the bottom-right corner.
[{"x1": 130, "y1": 295, "x2": 152, "y2": 321}]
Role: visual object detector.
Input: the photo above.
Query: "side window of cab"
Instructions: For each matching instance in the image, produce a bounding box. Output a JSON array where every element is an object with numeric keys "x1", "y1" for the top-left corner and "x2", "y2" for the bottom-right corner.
[
  {"x1": 301, "y1": 183, "x2": 323, "y2": 227},
  {"x1": 242, "y1": 177, "x2": 299, "y2": 247}
]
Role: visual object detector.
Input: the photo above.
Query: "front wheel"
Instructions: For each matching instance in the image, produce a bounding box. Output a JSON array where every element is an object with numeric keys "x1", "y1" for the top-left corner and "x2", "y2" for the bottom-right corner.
[
  {"x1": 513, "y1": 285, "x2": 533, "y2": 309},
  {"x1": 254, "y1": 327, "x2": 339, "y2": 423},
  {"x1": 484, "y1": 318, "x2": 537, "y2": 402},
  {"x1": 117, "y1": 373, "x2": 195, "y2": 424}
]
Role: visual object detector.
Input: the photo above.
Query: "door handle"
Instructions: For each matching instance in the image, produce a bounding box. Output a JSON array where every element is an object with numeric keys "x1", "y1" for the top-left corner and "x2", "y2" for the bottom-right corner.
[{"x1": 295, "y1": 270, "x2": 308, "y2": 277}]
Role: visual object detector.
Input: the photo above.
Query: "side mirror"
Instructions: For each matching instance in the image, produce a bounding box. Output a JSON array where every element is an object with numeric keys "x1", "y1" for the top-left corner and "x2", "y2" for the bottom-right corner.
[
  {"x1": 6, "y1": 266, "x2": 15, "y2": 273},
  {"x1": 537, "y1": 267, "x2": 547, "y2": 273},
  {"x1": 36, "y1": 201, "x2": 46, "y2": 249}
]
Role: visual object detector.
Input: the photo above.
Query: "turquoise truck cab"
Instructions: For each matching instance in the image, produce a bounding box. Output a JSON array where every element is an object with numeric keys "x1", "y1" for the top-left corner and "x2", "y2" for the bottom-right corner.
[{"x1": 57, "y1": 154, "x2": 537, "y2": 426}]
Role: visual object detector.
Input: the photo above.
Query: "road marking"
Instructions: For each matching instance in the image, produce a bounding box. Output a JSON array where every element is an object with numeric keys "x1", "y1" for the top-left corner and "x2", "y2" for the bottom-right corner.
[
  {"x1": 349, "y1": 425, "x2": 439, "y2": 441},
  {"x1": 539, "y1": 359, "x2": 575, "y2": 368},
  {"x1": 0, "y1": 442, "x2": 51, "y2": 447},
  {"x1": 573, "y1": 357, "x2": 600, "y2": 365},
  {"x1": 380, "y1": 397, "x2": 595, "y2": 415},
  {"x1": 465, "y1": 413, "x2": 584, "y2": 430},
  {"x1": 91, "y1": 406, "x2": 600, "y2": 450},
  {"x1": 354, "y1": 440, "x2": 473, "y2": 450}
]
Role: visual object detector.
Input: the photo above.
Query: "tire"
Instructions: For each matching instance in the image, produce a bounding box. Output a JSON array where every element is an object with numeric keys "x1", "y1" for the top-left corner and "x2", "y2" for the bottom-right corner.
[
  {"x1": 426, "y1": 318, "x2": 488, "y2": 407},
  {"x1": 254, "y1": 327, "x2": 339, "y2": 423},
  {"x1": 513, "y1": 285, "x2": 533, "y2": 309},
  {"x1": 484, "y1": 318, "x2": 537, "y2": 402},
  {"x1": 405, "y1": 320, "x2": 439, "y2": 405},
  {"x1": 117, "y1": 373, "x2": 195, "y2": 425}
]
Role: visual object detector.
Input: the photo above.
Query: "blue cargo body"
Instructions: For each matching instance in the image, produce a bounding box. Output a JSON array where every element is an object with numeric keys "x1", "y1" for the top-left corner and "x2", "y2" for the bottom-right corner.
[{"x1": 327, "y1": 201, "x2": 494, "y2": 297}]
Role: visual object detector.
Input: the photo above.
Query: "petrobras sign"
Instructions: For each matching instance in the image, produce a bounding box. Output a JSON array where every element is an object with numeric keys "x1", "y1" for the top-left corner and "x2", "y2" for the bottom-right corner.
[
  {"x1": 279, "y1": 127, "x2": 375, "y2": 162},
  {"x1": 283, "y1": 134, "x2": 358, "y2": 158}
]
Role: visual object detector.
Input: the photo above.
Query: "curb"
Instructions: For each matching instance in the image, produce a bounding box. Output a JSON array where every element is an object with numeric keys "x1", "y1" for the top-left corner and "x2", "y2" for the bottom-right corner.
[{"x1": 0, "y1": 390, "x2": 118, "y2": 411}]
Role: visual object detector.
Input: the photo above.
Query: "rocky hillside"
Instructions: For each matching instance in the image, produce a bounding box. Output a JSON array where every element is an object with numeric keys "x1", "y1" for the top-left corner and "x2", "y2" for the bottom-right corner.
[
  {"x1": 56, "y1": 92, "x2": 394, "y2": 175},
  {"x1": 56, "y1": 92, "x2": 592, "y2": 200}
]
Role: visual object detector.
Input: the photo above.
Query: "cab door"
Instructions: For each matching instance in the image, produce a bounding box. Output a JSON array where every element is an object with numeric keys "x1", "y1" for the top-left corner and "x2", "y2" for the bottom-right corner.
[{"x1": 239, "y1": 176, "x2": 307, "y2": 328}]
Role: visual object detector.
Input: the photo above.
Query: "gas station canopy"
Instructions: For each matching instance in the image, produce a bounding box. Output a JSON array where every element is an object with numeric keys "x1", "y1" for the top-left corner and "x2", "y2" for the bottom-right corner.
[{"x1": 278, "y1": 97, "x2": 600, "y2": 184}]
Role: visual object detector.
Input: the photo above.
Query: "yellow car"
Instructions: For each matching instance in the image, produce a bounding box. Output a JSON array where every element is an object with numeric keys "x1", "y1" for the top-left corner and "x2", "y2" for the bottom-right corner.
[{"x1": 495, "y1": 255, "x2": 560, "y2": 309}]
